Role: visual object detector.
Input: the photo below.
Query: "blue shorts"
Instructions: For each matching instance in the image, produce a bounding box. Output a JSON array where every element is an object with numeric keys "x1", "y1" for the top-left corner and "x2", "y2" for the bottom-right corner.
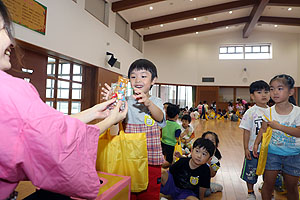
[
  {"x1": 265, "y1": 153, "x2": 300, "y2": 177},
  {"x1": 160, "y1": 171, "x2": 197, "y2": 200},
  {"x1": 240, "y1": 151, "x2": 259, "y2": 184}
]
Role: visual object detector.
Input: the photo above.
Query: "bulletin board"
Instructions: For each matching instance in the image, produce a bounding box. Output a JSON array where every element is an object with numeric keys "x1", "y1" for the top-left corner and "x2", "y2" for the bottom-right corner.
[{"x1": 3, "y1": 0, "x2": 47, "y2": 35}]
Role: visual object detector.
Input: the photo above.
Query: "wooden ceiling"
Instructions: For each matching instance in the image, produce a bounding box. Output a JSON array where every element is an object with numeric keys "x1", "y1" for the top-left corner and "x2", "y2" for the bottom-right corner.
[{"x1": 110, "y1": 0, "x2": 300, "y2": 41}]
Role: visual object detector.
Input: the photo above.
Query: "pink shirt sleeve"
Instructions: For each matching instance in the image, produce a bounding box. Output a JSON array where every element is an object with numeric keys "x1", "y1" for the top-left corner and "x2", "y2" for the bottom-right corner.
[{"x1": 0, "y1": 71, "x2": 100, "y2": 199}]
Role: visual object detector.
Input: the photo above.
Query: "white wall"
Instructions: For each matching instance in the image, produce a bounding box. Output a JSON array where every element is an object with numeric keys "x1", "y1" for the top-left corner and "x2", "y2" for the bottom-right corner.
[
  {"x1": 144, "y1": 30, "x2": 300, "y2": 86},
  {"x1": 13, "y1": 0, "x2": 300, "y2": 86},
  {"x1": 13, "y1": 0, "x2": 143, "y2": 76}
]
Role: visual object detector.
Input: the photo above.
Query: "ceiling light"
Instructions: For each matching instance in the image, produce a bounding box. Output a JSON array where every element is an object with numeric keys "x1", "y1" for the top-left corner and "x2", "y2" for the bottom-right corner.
[
  {"x1": 149, "y1": 6, "x2": 153, "y2": 10},
  {"x1": 229, "y1": 11, "x2": 233, "y2": 14},
  {"x1": 193, "y1": 18, "x2": 197, "y2": 21},
  {"x1": 274, "y1": 25, "x2": 278, "y2": 27},
  {"x1": 226, "y1": 26, "x2": 229, "y2": 29},
  {"x1": 160, "y1": 24, "x2": 164, "y2": 27},
  {"x1": 288, "y1": 7, "x2": 292, "y2": 11},
  {"x1": 190, "y1": 0, "x2": 193, "y2": 1},
  {"x1": 196, "y1": 32, "x2": 199, "y2": 34}
]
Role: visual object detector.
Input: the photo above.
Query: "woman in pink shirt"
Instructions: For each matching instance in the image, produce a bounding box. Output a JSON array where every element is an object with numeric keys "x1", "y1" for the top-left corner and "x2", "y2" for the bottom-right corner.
[{"x1": 0, "y1": 1, "x2": 127, "y2": 199}]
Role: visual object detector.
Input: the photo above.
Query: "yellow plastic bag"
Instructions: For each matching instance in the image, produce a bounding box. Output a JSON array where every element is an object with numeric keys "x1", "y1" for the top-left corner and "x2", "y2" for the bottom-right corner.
[
  {"x1": 256, "y1": 109, "x2": 272, "y2": 175},
  {"x1": 174, "y1": 140, "x2": 182, "y2": 161},
  {"x1": 205, "y1": 113, "x2": 209, "y2": 120},
  {"x1": 96, "y1": 123, "x2": 148, "y2": 193}
]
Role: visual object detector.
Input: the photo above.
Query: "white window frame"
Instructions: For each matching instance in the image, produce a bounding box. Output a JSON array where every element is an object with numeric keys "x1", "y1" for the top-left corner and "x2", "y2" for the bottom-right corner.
[{"x1": 219, "y1": 43, "x2": 272, "y2": 60}]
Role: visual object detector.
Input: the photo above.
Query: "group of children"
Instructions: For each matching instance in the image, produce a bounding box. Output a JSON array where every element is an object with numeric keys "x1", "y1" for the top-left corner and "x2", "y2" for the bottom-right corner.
[
  {"x1": 161, "y1": 102, "x2": 224, "y2": 199},
  {"x1": 240, "y1": 76, "x2": 300, "y2": 200},
  {"x1": 100, "y1": 56, "x2": 300, "y2": 200}
]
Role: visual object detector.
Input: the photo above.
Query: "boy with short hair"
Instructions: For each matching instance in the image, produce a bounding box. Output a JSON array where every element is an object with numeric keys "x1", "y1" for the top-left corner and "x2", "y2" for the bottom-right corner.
[
  {"x1": 160, "y1": 138, "x2": 215, "y2": 200},
  {"x1": 161, "y1": 104, "x2": 181, "y2": 168},
  {"x1": 102, "y1": 59, "x2": 166, "y2": 199},
  {"x1": 239, "y1": 80, "x2": 270, "y2": 200}
]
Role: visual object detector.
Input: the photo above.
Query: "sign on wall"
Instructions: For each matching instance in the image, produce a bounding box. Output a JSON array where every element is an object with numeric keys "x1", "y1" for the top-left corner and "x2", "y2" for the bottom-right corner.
[{"x1": 3, "y1": 0, "x2": 47, "y2": 35}]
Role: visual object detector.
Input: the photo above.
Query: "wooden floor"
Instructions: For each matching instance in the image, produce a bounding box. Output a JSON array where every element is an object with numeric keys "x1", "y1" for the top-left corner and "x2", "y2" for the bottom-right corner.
[{"x1": 15, "y1": 119, "x2": 288, "y2": 199}]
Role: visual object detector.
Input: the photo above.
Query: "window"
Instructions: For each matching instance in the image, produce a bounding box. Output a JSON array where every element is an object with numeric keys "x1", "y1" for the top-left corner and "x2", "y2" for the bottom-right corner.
[
  {"x1": 149, "y1": 84, "x2": 159, "y2": 97},
  {"x1": 244, "y1": 44, "x2": 271, "y2": 59},
  {"x1": 178, "y1": 86, "x2": 193, "y2": 108},
  {"x1": 219, "y1": 44, "x2": 272, "y2": 60},
  {"x1": 85, "y1": 0, "x2": 108, "y2": 25},
  {"x1": 150, "y1": 84, "x2": 195, "y2": 107},
  {"x1": 219, "y1": 45, "x2": 244, "y2": 59},
  {"x1": 133, "y1": 31, "x2": 143, "y2": 52},
  {"x1": 46, "y1": 57, "x2": 83, "y2": 115},
  {"x1": 115, "y1": 13, "x2": 129, "y2": 42},
  {"x1": 160, "y1": 85, "x2": 176, "y2": 104}
]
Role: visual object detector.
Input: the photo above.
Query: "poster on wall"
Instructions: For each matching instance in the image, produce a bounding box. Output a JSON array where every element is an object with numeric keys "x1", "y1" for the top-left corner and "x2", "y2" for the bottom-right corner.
[{"x1": 3, "y1": 0, "x2": 47, "y2": 35}]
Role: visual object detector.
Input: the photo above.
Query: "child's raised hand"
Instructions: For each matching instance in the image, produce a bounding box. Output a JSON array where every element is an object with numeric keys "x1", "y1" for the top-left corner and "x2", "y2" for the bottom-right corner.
[
  {"x1": 174, "y1": 151, "x2": 182, "y2": 159},
  {"x1": 101, "y1": 83, "x2": 113, "y2": 100},
  {"x1": 132, "y1": 88, "x2": 151, "y2": 107}
]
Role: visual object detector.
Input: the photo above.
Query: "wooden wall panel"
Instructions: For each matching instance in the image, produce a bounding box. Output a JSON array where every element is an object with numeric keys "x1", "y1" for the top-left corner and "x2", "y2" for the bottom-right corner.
[
  {"x1": 7, "y1": 47, "x2": 47, "y2": 101},
  {"x1": 195, "y1": 86, "x2": 219, "y2": 107},
  {"x1": 81, "y1": 66, "x2": 97, "y2": 110},
  {"x1": 97, "y1": 67, "x2": 121, "y2": 103}
]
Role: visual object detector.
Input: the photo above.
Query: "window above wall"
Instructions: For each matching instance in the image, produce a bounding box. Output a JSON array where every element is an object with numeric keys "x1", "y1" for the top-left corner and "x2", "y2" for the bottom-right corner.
[
  {"x1": 85, "y1": 0, "x2": 109, "y2": 26},
  {"x1": 219, "y1": 43, "x2": 272, "y2": 60},
  {"x1": 133, "y1": 31, "x2": 143, "y2": 52},
  {"x1": 115, "y1": 13, "x2": 130, "y2": 42}
]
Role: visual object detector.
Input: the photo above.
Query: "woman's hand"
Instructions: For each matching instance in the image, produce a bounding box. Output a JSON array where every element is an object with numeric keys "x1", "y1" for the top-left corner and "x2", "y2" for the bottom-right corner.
[
  {"x1": 107, "y1": 100, "x2": 128, "y2": 123},
  {"x1": 93, "y1": 98, "x2": 117, "y2": 120},
  {"x1": 101, "y1": 83, "x2": 113, "y2": 101},
  {"x1": 97, "y1": 100, "x2": 128, "y2": 134}
]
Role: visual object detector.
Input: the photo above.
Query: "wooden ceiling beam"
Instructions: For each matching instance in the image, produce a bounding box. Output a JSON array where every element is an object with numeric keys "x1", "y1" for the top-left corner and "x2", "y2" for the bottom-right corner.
[
  {"x1": 112, "y1": 0, "x2": 166, "y2": 12},
  {"x1": 144, "y1": 17, "x2": 249, "y2": 42},
  {"x1": 268, "y1": 0, "x2": 300, "y2": 7},
  {"x1": 131, "y1": 0, "x2": 255, "y2": 30},
  {"x1": 259, "y1": 16, "x2": 300, "y2": 26},
  {"x1": 243, "y1": 0, "x2": 270, "y2": 38}
]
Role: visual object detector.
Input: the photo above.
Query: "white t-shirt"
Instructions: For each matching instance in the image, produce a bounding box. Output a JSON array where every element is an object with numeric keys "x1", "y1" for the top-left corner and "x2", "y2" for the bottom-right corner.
[
  {"x1": 239, "y1": 105, "x2": 269, "y2": 151},
  {"x1": 264, "y1": 105, "x2": 300, "y2": 156},
  {"x1": 180, "y1": 124, "x2": 194, "y2": 140}
]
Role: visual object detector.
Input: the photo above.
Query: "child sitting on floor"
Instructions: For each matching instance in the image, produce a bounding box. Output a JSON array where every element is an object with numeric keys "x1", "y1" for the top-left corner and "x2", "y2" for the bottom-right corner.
[
  {"x1": 180, "y1": 114, "x2": 194, "y2": 155},
  {"x1": 201, "y1": 131, "x2": 223, "y2": 196}
]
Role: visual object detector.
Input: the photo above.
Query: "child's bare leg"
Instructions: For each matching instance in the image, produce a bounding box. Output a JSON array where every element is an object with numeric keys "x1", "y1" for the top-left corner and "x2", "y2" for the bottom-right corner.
[
  {"x1": 162, "y1": 161, "x2": 171, "y2": 169},
  {"x1": 246, "y1": 182, "x2": 254, "y2": 191},
  {"x1": 262, "y1": 170, "x2": 279, "y2": 200},
  {"x1": 283, "y1": 173, "x2": 299, "y2": 200},
  {"x1": 185, "y1": 196, "x2": 199, "y2": 200},
  {"x1": 161, "y1": 169, "x2": 169, "y2": 186}
]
